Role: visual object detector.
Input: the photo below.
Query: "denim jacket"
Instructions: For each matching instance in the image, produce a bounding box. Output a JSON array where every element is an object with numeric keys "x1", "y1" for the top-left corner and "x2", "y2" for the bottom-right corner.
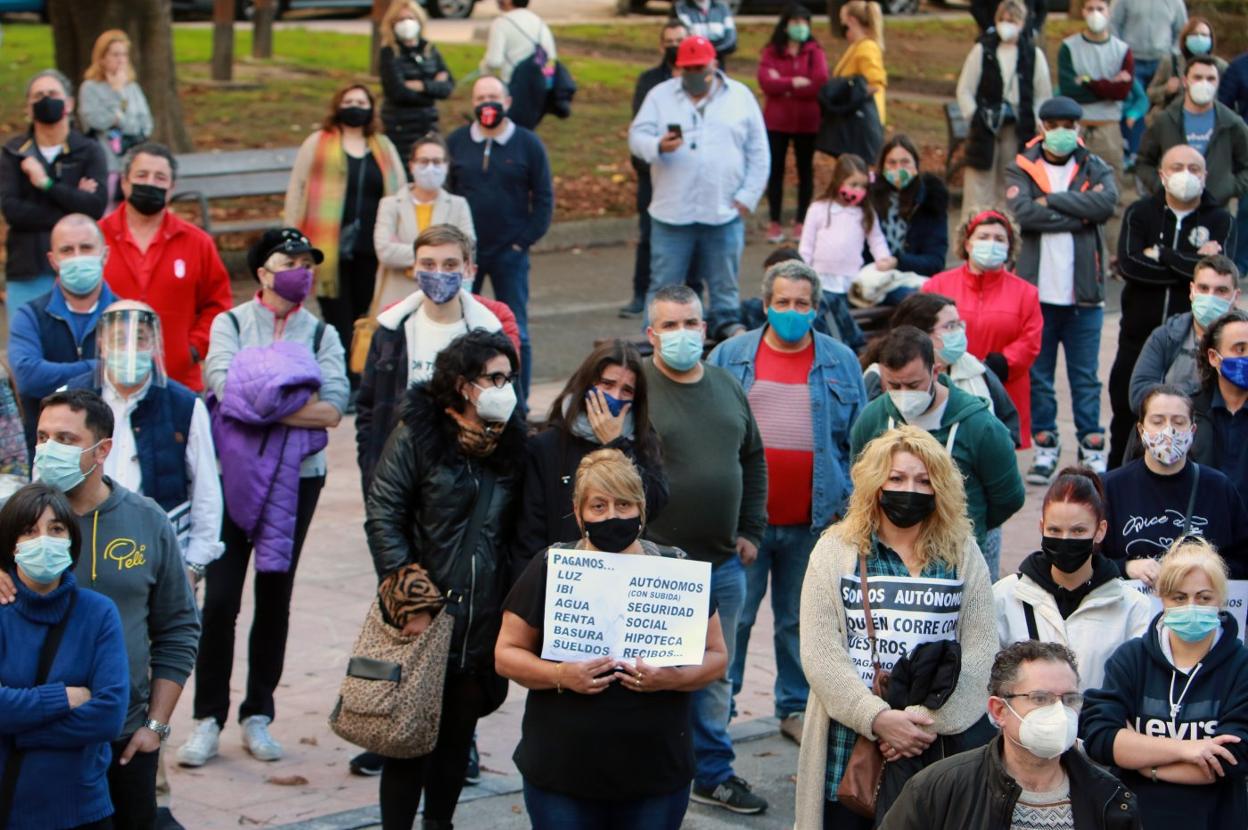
[{"x1": 707, "y1": 327, "x2": 865, "y2": 532}]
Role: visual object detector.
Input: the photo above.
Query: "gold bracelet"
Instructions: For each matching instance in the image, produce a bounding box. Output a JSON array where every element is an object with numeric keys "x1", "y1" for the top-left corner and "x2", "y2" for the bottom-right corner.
[{"x1": 554, "y1": 662, "x2": 564, "y2": 694}]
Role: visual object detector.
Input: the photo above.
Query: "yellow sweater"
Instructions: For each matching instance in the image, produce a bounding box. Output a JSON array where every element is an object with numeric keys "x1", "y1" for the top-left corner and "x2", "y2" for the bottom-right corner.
[{"x1": 832, "y1": 38, "x2": 888, "y2": 125}]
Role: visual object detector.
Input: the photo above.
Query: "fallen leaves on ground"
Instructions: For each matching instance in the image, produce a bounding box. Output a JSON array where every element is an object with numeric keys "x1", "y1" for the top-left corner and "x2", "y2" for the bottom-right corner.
[{"x1": 266, "y1": 774, "x2": 310, "y2": 787}]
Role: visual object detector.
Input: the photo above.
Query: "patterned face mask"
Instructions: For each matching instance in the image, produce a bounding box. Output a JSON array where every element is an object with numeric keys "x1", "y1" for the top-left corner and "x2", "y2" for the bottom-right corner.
[{"x1": 1139, "y1": 425, "x2": 1194, "y2": 466}]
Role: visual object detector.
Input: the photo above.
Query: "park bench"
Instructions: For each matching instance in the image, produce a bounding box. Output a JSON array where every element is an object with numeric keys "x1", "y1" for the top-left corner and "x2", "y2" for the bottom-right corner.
[
  {"x1": 171, "y1": 146, "x2": 299, "y2": 237},
  {"x1": 944, "y1": 100, "x2": 968, "y2": 182}
]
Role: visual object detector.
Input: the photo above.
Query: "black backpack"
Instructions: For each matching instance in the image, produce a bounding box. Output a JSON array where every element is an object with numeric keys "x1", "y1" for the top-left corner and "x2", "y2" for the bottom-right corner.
[{"x1": 504, "y1": 18, "x2": 576, "y2": 130}]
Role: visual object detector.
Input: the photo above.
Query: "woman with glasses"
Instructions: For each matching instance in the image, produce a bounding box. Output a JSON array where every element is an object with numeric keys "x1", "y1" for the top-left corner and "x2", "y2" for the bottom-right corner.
[
  {"x1": 1080, "y1": 537, "x2": 1248, "y2": 830},
  {"x1": 365, "y1": 328, "x2": 526, "y2": 830},
  {"x1": 373, "y1": 134, "x2": 476, "y2": 311},
  {"x1": 994, "y1": 467, "x2": 1152, "y2": 691},
  {"x1": 924, "y1": 210, "x2": 1042, "y2": 447}
]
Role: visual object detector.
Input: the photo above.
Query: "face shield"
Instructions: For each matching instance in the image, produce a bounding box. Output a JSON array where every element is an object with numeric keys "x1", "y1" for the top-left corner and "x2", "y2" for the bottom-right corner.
[{"x1": 97, "y1": 307, "x2": 165, "y2": 389}]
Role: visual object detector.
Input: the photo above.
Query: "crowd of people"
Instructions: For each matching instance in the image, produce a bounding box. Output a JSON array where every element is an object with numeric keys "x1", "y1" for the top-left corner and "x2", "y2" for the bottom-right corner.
[{"x1": 3, "y1": 0, "x2": 1248, "y2": 829}]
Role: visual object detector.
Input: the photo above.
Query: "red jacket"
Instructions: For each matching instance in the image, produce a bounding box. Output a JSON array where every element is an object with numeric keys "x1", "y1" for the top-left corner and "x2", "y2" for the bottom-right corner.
[
  {"x1": 100, "y1": 205, "x2": 233, "y2": 392},
  {"x1": 924, "y1": 264, "x2": 1043, "y2": 446},
  {"x1": 758, "y1": 40, "x2": 828, "y2": 135}
]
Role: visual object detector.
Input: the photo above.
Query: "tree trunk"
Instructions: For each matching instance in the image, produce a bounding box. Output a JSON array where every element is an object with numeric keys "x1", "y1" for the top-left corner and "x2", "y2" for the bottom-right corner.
[
  {"x1": 369, "y1": 0, "x2": 389, "y2": 76},
  {"x1": 253, "y1": 0, "x2": 276, "y2": 59},
  {"x1": 47, "y1": 0, "x2": 192, "y2": 152},
  {"x1": 212, "y1": 0, "x2": 234, "y2": 81}
]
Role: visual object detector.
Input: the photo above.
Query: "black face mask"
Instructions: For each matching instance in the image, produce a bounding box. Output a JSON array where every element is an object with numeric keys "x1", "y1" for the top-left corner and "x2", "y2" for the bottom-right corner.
[
  {"x1": 664, "y1": 45, "x2": 679, "y2": 66},
  {"x1": 127, "y1": 183, "x2": 167, "y2": 216},
  {"x1": 32, "y1": 96, "x2": 65, "y2": 125},
  {"x1": 584, "y1": 516, "x2": 642, "y2": 553},
  {"x1": 474, "y1": 101, "x2": 506, "y2": 129},
  {"x1": 1041, "y1": 536, "x2": 1096, "y2": 574},
  {"x1": 879, "y1": 490, "x2": 936, "y2": 529},
  {"x1": 337, "y1": 106, "x2": 373, "y2": 128}
]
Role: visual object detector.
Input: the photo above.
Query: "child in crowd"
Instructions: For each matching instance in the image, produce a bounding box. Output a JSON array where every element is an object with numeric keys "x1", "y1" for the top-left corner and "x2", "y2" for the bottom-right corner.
[{"x1": 799, "y1": 154, "x2": 895, "y2": 350}]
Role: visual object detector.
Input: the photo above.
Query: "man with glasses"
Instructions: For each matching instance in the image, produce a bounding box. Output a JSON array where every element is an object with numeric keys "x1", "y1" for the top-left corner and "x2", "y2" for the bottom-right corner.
[{"x1": 879, "y1": 641, "x2": 1141, "y2": 829}]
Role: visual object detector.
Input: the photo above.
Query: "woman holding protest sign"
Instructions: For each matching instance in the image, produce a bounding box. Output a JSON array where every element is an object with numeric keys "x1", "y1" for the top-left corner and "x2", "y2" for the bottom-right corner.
[
  {"x1": 496, "y1": 448, "x2": 727, "y2": 829},
  {"x1": 794, "y1": 426, "x2": 996, "y2": 829},
  {"x1": 1080, "y1": 537, "x2": 1248, "y2": 830},
  {"x1": 994, "y1": 466, "x2": 1153, "y2": 690}
]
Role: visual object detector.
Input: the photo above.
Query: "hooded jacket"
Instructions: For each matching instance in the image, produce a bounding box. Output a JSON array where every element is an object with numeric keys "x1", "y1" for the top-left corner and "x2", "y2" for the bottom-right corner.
[
  {"x1": 1128, "y1": 312, "x2": 1200, "y2": 410},
  {"x1": 1136, "y1": 99, "x2": 1248, "y2": 207},
  {"x1": 365, "y1": 384, "x2": 524, "y2": 675},
  {"x1": 211, "y1": 341, "x2": 328, "y2": 573},
  {"x1": 1081, "y1": 613, "x2": 1248, "y2": 829},
  {"x1": 1005, "y1": 138, "x2": 1119, "y2": 305},
  {"x1": 994, "y1": 554, "x2": 1153, "y2": 690},
  {"x1": 850, "y1": 376, "x2": 1025, "y2": 547},
  {"x1": 878, "y1": 735, "x2": 1140, "y2": 830}
]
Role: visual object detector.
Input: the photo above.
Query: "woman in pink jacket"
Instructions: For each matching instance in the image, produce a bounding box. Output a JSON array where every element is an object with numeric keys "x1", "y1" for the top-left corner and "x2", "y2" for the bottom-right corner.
[
  {"x1": 923, "y1": 210, "x2": 1042, "y2": 446},
  {"x1": 758, "y1": 3, "x2": 828, "y2": 245}
]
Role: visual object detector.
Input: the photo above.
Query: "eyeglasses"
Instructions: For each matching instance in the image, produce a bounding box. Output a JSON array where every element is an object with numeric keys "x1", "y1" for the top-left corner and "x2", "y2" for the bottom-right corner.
[
  {"x1": 412, "y1": 158, "x2": 447, "y2": 168},
  {"x1": 476, "y1": 372, "x2": 516, "y2": 389},
  {"x1": 934, "y1": 320, "x2": 966, "y2": 334},
  {"x1": 1001, "y1": 691, "x2": 1084, "y2": 711}
]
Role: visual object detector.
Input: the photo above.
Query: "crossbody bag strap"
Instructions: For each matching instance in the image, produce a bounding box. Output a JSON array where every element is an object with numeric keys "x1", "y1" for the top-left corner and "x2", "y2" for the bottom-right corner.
[
  {"x1": 0, "y1": 591, "x2": 78, "y2": 825},
  {"x1": 1022, "y1": 601, "x2": 1040, "y2": 641},
  {"x1": 1182, "y1": 463, "x2": 1201, "y2": 536}
]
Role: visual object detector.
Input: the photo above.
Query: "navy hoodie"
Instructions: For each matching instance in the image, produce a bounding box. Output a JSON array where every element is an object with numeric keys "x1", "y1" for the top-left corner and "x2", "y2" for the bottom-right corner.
[{"x1": 1080, "y1": 613, "x2": 1248, "y2": 829}]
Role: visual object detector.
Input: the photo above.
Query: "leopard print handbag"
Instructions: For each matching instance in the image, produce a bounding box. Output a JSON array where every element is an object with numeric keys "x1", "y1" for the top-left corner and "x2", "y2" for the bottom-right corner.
[{"x1": 329, "y1": 599, "x2": 454, "y2": 759}]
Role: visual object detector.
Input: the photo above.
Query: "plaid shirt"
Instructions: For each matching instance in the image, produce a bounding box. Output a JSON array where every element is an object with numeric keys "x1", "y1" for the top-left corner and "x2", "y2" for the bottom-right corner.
[{"x1": 825, "y1": 539, "x2": 959, "y2": 801}]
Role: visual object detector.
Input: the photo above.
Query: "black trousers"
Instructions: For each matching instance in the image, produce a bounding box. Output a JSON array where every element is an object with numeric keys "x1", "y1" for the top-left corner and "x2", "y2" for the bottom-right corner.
[
  {"x1": 318, "y1": 253, "x2": 378, "y2": 388},
  {"x1": 766, "y1": 131, "x2": 817, "y2": 224},
  {"x1": 1107, "y1": 281, "x2": 1191, "y2": 469},
  {"x1": 108, "y1": 737, "x2": 159, "y2": 830},
  {"x1": 822, "y1": 800, "x2": 872, "y2": 830},
  {"x1": 193, "y1": 476, "x2": 324, "y2": 727},
  {"x1": 379, "y1": 672, "x2": 488, "y2": 827}
]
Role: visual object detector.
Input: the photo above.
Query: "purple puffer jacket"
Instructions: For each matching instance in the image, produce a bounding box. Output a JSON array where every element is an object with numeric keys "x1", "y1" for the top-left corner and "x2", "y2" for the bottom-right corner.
[{"x1": 212, "y1": 341, "x2": 328, "y2": 573}]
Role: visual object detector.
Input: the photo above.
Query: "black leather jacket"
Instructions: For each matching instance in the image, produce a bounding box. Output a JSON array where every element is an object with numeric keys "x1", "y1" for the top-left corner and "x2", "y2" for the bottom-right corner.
[
  {"x1": 379, "y1": 42, "x2": 453, "y2": 164},
  {"x1": 879, "y1": 735, "x2": 1140, "y2": 830},
  {"x1": 365, "y1": 384, "x2": 524, "y2": 673}
]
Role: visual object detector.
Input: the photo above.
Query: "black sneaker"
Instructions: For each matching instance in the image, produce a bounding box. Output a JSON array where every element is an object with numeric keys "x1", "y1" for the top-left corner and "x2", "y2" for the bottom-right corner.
[
  {"x1": 464, "y1": 740, "x2": 481, "y2": 785},
  {"x1": 618, "y1": 295, "x2": 644, "y2": 318},
  {"x1": 155, "y1": 807, "x2": 186, "y2": 830},
  {"x1": 349, "y1": 751, "x2": 385, "y2": 776},
  {"x1": 691, "y1": 775, "x2": 768, "y2": 814}
]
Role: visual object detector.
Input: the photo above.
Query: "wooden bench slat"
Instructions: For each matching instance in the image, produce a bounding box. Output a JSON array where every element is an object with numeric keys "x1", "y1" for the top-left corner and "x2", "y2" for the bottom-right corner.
[{"x1": 172, "y1": 171, "x2": 293, "y2": 201}]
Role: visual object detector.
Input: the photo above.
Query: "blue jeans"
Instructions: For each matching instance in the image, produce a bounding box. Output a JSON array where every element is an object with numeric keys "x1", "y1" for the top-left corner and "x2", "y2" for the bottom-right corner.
[
  {"x1": 729, "y1": 524, "x2": 818, "y2": 719},
  {"x1": 1030, "y1": 303, "x2": 1104, "y2": 442},
  {"x1": 647, "y1": 217, "x2": 743, "y2": 337},
  {"x1": 692, "y1": 554, "x2": 746, "y2": 791},
  {"x1": 474, "y1": 246, "x2": 532, "y2": 406},
  {"x1": 523, "y1": 781, "x2": 690, "y2": 830},
  {"x1": 5, "y1": 274, "x2": 56, "y2": 323}
]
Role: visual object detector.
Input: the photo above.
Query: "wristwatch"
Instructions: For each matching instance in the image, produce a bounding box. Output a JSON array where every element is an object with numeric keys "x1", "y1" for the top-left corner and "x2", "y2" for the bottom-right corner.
[{"x1": 144, "y1": 719, "x2": 172, "y2": 740}]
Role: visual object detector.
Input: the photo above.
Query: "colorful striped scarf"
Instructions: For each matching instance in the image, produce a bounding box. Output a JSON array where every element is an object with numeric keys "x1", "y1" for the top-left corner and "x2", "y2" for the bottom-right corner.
[{"x1": 299, "y1": 129, "x2": 402, "y2": 299}]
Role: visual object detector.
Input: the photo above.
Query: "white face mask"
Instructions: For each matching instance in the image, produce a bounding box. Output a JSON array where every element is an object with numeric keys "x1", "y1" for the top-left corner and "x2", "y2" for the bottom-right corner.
[
  {"x1": 1085, "y1": 10, "x2": 1108, "y2": 33},
  {"x1": 395, "y1": 18, "x2": 421, "y2": 43},
  {"x1": 1164, "y1": 170, "x2": 1204, "y2": 202},
  {"x1": 997, "y1": 21, "x2": 1021, "y2": 42},
  {"x1": 472, "y1": 382, "x2": 518, "y2": 423},
  {"x1": 1188, "y1": 79, "x2": 1217, "y2": 107},
  {"x1": 1005, "y1": 700, "x2": 1079, "y2": 759},
  {"x1": 412, "y1": 162, "x2": 448, "y2": 191},
  {"x1": 888, "y1": 379, "x2": 935, "y2": 423}
]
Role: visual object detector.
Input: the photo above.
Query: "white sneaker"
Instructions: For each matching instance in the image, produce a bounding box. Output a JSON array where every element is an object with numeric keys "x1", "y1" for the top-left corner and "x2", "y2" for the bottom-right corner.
[
  {"x1": 241, "y1": 715, "x2": 283, "y2": 761},
  {"x1": 176, "y1": 718, "x2": 220, "y2": 767}
]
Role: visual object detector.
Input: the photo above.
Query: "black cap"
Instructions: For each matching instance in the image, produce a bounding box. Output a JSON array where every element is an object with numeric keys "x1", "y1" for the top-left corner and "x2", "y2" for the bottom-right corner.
[
  {"x1": 247, "y1": 227, "x2": 325, "y2": 277},
  {"x1": 1038, "y1": 96, "x2": 1083, "y2": 122}
]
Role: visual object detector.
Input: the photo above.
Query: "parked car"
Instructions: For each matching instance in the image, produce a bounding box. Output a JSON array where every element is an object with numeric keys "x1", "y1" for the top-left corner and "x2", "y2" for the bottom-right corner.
[{"x1": 170, "y1": 0, "x2": 475, "y2": 20}]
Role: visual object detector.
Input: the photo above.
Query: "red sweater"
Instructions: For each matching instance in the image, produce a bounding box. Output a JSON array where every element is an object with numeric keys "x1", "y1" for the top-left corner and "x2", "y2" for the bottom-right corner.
[
  {"x1": 100, "y1": 205, "x2": 233, "y2": 391},
  {"x1": 758, "y1": 40, "x2": 829, "y2": 135},
  {"x1": 924, "y1": 264, "x2": 1043, "y2": 445}
]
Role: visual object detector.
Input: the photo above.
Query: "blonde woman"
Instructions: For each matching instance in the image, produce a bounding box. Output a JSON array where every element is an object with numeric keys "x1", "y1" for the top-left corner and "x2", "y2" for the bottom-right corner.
[
  {"x1": 78, "y1": 30, "x2": 152, "y2": 176},
  {"x1": 796, "y1": 426, "x2": 996, "y2": 829},
  {"x1": 1080, "y1": 537, "x2": 1248, "y2": 830},
  {"x1": 378, "y1": 0, "x2": 453, "y2": 169},
  {"x1": 833, "y1": 1, "x2": 887, "y2": 125},
  {"x1": 497, "y1": 448, "x2": 726, "y2": 829}
]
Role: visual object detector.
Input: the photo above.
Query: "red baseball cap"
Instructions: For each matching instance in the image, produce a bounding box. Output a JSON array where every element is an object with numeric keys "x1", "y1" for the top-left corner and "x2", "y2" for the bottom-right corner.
[{"x1": 675, "y1": 35, "x2": 716, "y2": 68}]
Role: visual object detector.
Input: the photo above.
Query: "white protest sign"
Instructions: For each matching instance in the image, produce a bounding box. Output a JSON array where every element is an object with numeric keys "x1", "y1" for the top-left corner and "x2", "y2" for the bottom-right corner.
[
  {"x1": 541, "y1": 549, "x2": 711, "y2": 668},
  {"x1": 840, "y1": 574, "x2": 963, "y2": 685},
  {"x1": 1125, "y1": 579, "x2": 1248, "y2": 644}
]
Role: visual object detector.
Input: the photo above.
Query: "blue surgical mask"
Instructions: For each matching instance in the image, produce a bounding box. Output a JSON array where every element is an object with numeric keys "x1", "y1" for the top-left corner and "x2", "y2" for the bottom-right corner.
[
  {"x1": 1219, "y1": 355, "x2": 1248, "y2": 390},
  {"x1": 1185, "y1": 34, "x2": 1213, "y2": 55},
  {"x1": 587, "y1": 387, "x2": 628, "y2": 417},
  {"x1": 970, "y1": 239, "x2": 1009, "y2": 270},
  {"x1": 1163, "y1": 603, "x2": 1221, "y2": 643},
  {"x1": 14, "y1": 535, "x2": 73, "y2": 584},
  {"x1": 658, "y1": 329, "x2": 703, "y2": 372},
  {"x1": 766, "y1": 307, "x2": 817, "y2": 343},
  {"x1": 937, "y1": 327, "x2": 968, "y2": 365},
  {"x1": 417, "y1": 270, "x2": 463, "y2": 305},
  {"x1": 58, "y1": 255, "x2": 104, "y2": 296},
  {"x1": 106, "y1": 351, "x2": 153, "y2": 386},
  {"x1": 1191, "y1": 294, "x2": 1232, "y2": 329},
  {"x1": 33, "y1": 439, "x2": 100, "y2": 494}
]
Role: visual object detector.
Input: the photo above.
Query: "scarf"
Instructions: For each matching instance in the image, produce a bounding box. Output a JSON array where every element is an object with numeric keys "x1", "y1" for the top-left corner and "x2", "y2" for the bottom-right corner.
[
  {"x1": 445, "y1": 406, "x2": 502, "y2": 457},
  {"x1": 300, "y1": 129, "x2": 402, "y2": 299}
]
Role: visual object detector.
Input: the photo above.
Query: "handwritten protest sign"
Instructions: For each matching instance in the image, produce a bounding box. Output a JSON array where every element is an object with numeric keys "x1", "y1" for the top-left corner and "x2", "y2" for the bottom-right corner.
[
  {"x1": 1125, "y1": 579, "x2": 1248, "y2": 644},
  {"x1": 840, "y1": 574, "x2": 964, "y2": 685},
  {"x1": 541, "y1": 549, "x2": 711, "y2": 667}
]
